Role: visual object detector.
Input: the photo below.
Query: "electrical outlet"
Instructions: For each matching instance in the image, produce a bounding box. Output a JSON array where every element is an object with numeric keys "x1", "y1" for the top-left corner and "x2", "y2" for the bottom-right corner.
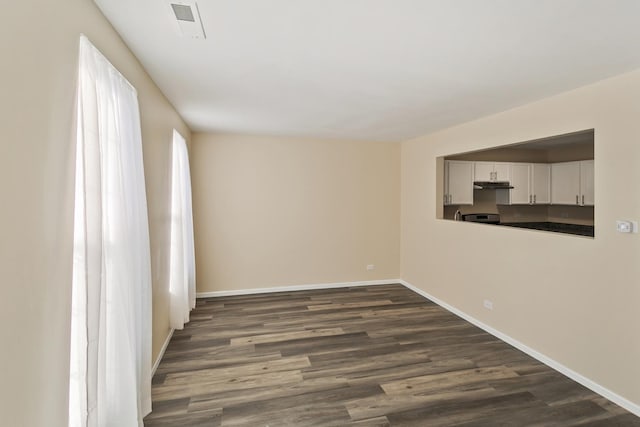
[
  {"x1": 366, "y1": 264, "x2": 375, "y2": 271},
  {"x1": 483, "y1": 299, "x2": 493, "y2": 310}
]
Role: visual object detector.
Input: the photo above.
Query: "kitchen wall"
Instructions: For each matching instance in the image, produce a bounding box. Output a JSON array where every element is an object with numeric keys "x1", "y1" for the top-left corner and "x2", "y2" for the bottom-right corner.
[
  {"x1": 446, "y1": 137, "x2": 594, "y2": 163},
  {"x1": 0, "y1": 1, "x2": 190, "y2": 425},
  {"x1": 191, "y1": 133, "x2": 400, "y2": 293},
  {"x1": 401, "y1": 69, "x2": 640, "y2": 409},
  {"x1": 447, "y1": 147, "x2": 548, "y2": 162},
  {"x1": 546, "y1": 205, "x2": 595, "y2": 226},
  {"x1": 547, "y1": 142, "x2": 594, "y2": 162},
  {"x1": 443, "y1": 198, "x2": 595, "y2": 225}
]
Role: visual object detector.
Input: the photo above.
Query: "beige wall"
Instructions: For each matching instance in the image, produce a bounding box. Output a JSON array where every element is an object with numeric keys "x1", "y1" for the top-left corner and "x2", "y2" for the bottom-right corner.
[
  {"x1": 0, "y1": 1, "x2": 190, "y2": 425},
  {"x1": 191, "y1": 134, "x2": 400, "y2": 292},
  {"x1": 401, "y1": 70, "x2": 640, "y2": 407}
]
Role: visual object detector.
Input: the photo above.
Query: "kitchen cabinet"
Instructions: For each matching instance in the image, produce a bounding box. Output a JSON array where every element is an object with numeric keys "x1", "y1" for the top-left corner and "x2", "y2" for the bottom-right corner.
[
  {"x1": 551, "y1": 160, "x2": 593, "y2": 206},
  {"x1": 580, "y1": 160, "x2": 594, "y2": 206},
  {"x1": 502, "y1": 163, "x2": 550, "y2": 205},
  {"x1": 497, "y1": 163, "x2": 551, "y2": 205},
  {"x1": 531, "y1": 163, "x2": 551, "y2": 204},
  {"x1": 444, "y1": 160, "x2": 474, "y2": 205},
  {"x1": 508, "y1": 163, "x2": 531, "y2": 204},
  {"x1": 551, "y1": 161, "x2": 580, "y2": 205},
  {"x1": 474, "y1": 162, "x2": 510, "y2": 182}
]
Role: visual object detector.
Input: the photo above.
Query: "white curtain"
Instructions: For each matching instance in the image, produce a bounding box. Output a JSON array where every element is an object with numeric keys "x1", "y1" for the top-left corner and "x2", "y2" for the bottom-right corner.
[
  {"x1": 69, "y1": 35, "x2": 152, "y2": 427},
  {"x1": 169, "y1": 130, "x2": 196, "y2": 329}
]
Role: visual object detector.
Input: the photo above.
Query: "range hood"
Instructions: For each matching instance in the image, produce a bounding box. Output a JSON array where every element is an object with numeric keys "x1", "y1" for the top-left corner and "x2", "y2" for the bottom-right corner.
[{"x1": 473, "y1": 181, "x2": 514, "y2": 190}]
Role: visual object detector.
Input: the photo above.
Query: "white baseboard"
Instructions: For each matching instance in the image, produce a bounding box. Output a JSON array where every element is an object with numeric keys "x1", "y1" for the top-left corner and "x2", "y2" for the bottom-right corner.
[
  {"x1": 152, "y1": 328, "x2": 174, "y2": 376},
  {"x1": 196, "y1": 279, "x2": 401, "y2": 298},
  {"x1": 399, "y1": 279, "x2": 640, "y2": 418}
]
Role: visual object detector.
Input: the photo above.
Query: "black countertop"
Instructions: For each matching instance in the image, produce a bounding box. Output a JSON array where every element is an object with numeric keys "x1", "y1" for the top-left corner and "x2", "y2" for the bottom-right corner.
[{"x1": 499, "y1": 222, "x2": 594, "y2": 237}]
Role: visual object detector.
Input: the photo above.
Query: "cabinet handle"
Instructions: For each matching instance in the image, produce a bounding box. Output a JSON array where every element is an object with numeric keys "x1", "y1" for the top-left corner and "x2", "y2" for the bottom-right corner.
[
  {"x1": 534, "y1": 194, "x2": 536, "y2": 204},
  {"x1": 529, "y1": 195, "x2": 532, "y2": 204},
  {"x1": 582, "y1": 195, "x2": 584, "y2": 206},
  {"x1": 576, "y1": 195, "x2": 579, "y2": 205}
]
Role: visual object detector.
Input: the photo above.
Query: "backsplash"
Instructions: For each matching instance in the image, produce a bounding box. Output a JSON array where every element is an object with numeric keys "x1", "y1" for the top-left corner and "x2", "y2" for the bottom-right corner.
[
  {"x1": 546, "y1": 205, "x2": 594, "y2": 226},
  {"x1": 443, "y1": 190, "x2": 594, "y2": 225},
  {"x1": 497, "y1": 205, "x2": 550, "y2": 223}
]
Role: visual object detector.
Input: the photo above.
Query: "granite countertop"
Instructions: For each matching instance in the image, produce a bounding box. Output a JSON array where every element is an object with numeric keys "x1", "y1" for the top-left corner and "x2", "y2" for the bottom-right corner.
[{"x1": 499, "y1": 222, "x2": 594, "y2": 237}]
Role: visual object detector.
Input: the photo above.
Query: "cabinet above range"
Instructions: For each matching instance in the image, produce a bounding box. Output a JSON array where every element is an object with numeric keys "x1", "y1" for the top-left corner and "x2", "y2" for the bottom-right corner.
[{"x1": 474, "y1": 161, "x2": 510, "y2": 182}]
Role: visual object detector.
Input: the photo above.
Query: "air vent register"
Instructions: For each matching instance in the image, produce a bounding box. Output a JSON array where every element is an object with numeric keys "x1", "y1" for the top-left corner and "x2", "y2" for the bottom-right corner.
[{"x1": 167, "y1": 1, "x2": 206, "y2": 39}]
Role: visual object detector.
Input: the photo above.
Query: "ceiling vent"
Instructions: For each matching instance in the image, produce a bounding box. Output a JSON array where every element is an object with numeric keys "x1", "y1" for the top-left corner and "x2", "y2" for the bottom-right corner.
[{"x1": 167, "y1": 1, "x2": 206, "y2": 39}]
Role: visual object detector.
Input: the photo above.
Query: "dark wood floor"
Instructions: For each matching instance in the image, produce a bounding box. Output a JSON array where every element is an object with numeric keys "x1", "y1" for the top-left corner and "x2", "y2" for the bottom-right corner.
[{"x1": 144, "y1": 284, "x2": 640, "y2": 426}]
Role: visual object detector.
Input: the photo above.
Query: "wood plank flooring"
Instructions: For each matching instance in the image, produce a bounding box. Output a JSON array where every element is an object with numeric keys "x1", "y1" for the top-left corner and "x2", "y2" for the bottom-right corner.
[{"x1": 144, "y1": 284, "x2": 640, "y2": 426}]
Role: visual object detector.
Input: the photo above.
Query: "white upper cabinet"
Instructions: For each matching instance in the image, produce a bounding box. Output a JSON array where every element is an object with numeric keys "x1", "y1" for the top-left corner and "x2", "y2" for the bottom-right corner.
[
  {"x1": 444, "y1": 160, "x2": 474, "y2": 205},
  {"x1": 551, "y1": 161, "x2": 581, "y2": 205},
  {"x1": 531, "y1": 163, "x2": 551, "y2": 204},
  {"x1": 503, "y1": 163, "x2": 550, "y2": 205},
  {"x1": 474, "y1": 162, "x2": 510, "y2": 182},
  {"x1": 509, "y1": 163, "x2": 531, "y2": 204},
  {"x1": 444, "y1": 161, "x2": 449, "y2": 204},
  {"x1": 580, "y1": 160, "x2": 594, "y2": 206},
  {"x1": 474, "y1": 162, "x2": 494, "y2": 181},
  {"x1": 493, "y1": 163, "x2": 510, "y2": 182},
  {"x1": 551, "y1": 160, "x2": 593, "y2": 206}
]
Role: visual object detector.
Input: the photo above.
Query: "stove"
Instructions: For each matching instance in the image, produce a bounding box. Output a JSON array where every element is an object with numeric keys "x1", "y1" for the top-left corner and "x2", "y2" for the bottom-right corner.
[{"x1": 461, "y1": 213, "x2": 500, "y2": 224}]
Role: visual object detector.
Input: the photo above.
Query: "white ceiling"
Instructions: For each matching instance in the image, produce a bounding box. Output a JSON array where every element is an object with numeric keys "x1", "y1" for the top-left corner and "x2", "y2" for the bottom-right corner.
[{"x1": 95, "y1": 0, "x2": 640, "y2": 142}]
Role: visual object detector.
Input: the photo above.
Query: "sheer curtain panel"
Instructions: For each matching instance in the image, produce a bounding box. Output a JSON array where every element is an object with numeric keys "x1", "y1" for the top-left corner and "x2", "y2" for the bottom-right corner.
[
  {"x1": 69, "y1": 35, "x2": 152, "y2": 427},
  {"x1": 169, "y1": 130, "x2": 196, "y2": 329}
]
